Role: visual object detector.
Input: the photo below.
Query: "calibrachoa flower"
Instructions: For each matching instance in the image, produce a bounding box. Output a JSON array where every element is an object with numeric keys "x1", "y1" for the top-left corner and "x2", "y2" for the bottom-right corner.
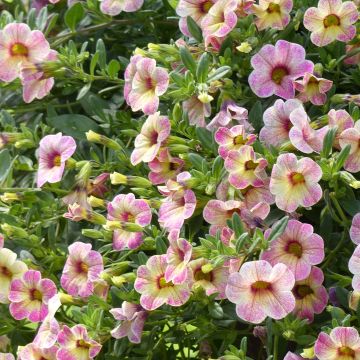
[
  {"x1": 37, "y1": 133, "x2": 77, "y2": 188},
  {"x1": 0, "y1": 234, "x2": 3, "y2": 249},
  {"x1": 261, "y1": 219, "x2": 324, "y2": 280},
  {"x1": 269, "y1": 153, "x2": 323, "y2": 212},
  {"x1": 304, "y1": 0, "x2": 358, "y2": 47},
  {"x1": 110, "y1": 302, "x2": 147, "y2": 344},
  {"x1": 350, "y1": 213, "x2": 360, "y2": 245},
  {"x1": 18, "y1": 343, "x2": 58, "y2": 360},
  {"x1": 130, "y1": 112, "x2": 171, "y2": 165},
  {"x1": 134, "y1": 254, "x2": 192, "y2": 310},
  {"x1": 182, "y1": 95, "x2": 211, "y2": 127},
  {"x1": 57, "y1": 325, "x2": 102, "y2": 360},
  {"x1": 100, "y1": 0, "x2": 143, "y2": 16},
  {"x1": 225, "y1": 260, "x2": 295, "y2": 324},
  {"x1": 328, "y1": 109, "x2": 354, "y2": 149},
  {"x1": 348, "y1": 244, "x2": 360, "y2": 291},
  {"x1": 345, "y1": 42, "x2": 360, "y2": 65},
  {"x1": 60, "y1": 242, "x2": 104, "y2": 298},
  {"x1": 314, "y1": 327, "x2": 360, "y2": 359},
  {"x1": 248, "y1": 40, "x2": 314, "y2": 99},
  {"x1": 8, "y1": 270, "x2": 57, "y2": 322},
  {"x1": 0, "y1": 23, "x2": 51, "y2": 82},
  {"x1": 0, "y1": 355, "x2": 14, "y2": 360},
  {"x1": 107, "y1": 193, "x2": 152, "y2": 250},
  {"x1": 284, "y1": 352, "x2": 304, "y2": 360},
  {"x1": 339, "y1": 120, "x2": 360, "y2": 173},
  {"x1": 241, "y1": 179, "x2": 275, "y2": 209}
]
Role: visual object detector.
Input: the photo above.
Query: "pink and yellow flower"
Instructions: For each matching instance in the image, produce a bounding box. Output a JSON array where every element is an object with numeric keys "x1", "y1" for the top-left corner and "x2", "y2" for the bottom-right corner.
[
  {"x1": 314, "y1": 327, "x2": 360, "y2": 359},
  {"x1": 225, "y1": 260, "x2": 295, "y2": 324},
  {"x1": 345, "y1": 42, "x2": 360, "y2": 65},
  {"x1": 339, "y1": 120, "x2": 360, "y2": 173},
  {"x1": 304, "y1": 0, "x2": 358, "y2": 47},
  {"x1": 8, "y1": 270, "x2": 57, "y2": 323},
  {"x1": 0, "y1": 354, "x2": 13, "y2": 360},
  {"x1": 328, "y1": 109, "x2": 354, "y2": 149},
  {"x1": 110, "y1": 302, "x2": 147, "y2": 344},
  {"x1": 241, "y1": 180, "x2": 275, "y2": 210},
  {"x1": 248, "y1": 40, "x2": 314, "y2": 99},
  {"x1": 350, "y1": 213, "x2": 360, "y2": 245},
  {"x1": 182, "y1": 95, "x2": 211, "y2": 127},
  {"x1": 107, "y1": 193, "x2": 152, "y2": 250},
  {"x1": 60, "y1": 242, "x2": 104, "y2": 298},
  {"x1": 349, "y1": 244, "x2": 360, "y2": 291},
  {"x1": 57, "y1": 325, "x2": 101, "y2": 360},
  {"x1": 269, "y1": 153, "x2": 323, "y2": 212},
  {"x1": 37, "y1": 133, "x2": 77, "y2": 188},
  {"x1": 0, "y1": 23, "x2": 51, "y2": 82},
  {"x1": 134, "y1": 254, "x2": 192, "y2": 310},
  {"x1": 130, "y1": 112, "x2": 171, "y2": 165},
  {"x1": 100, "y1": 0, "x2": 143, "y2": 16},
  {"x1": 18, "y1": 343, "x2": 57, "y2": 360}
]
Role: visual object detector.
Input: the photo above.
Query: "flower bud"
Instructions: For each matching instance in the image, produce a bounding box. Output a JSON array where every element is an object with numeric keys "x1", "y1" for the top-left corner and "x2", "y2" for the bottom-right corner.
[
  {"x1": 236, "y1": 42, "x2": 252, "y2": 53},
  {"x1": 1, "y1": 223, "x2": 28, "y2": 238},
  {"x1": 301, "y1": 347, "x2": 315, "y2": 359},
  {"x1": 86, "y1": 130, "x2": 122, "y2": 151},
  {"x1": 14, "y1": 139, "x2": 35, "y2": 149},
  {"x1": 81, "y1": 229, "x2": 104, "y2": 239},
  {"x1": 110, "y1": 172, "x2": 127, "y2": 185},
  {"x1": 349, "y1": 290, "x2": 360, "y2": 310},
  {"x1": 198, "y1": 92, "x2": 213, "y2": 104},
  {"x1": 88, "y1": 196, "x2": 106, "y2": 208},
  {"x1": 0, "y1": 132, "x2": 24, "y2": 149},
  {"x1": 0, "y1": 192, "x2": 22, "y2": 203}
]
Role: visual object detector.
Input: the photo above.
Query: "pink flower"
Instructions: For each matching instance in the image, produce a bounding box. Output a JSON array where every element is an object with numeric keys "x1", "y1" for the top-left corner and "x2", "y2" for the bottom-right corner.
[
  {"x1": 134, "y1": 254, "x2": 192, "y2": 310},
  {"x1": 304, "y1": 0, "x2": 358, "y2": 47},
  {"x1": 0, "y1": 354, "x2": 14, "y2": 360},
  {"x1": 130, "y1": 112, "x2": 171, "y2": 165},
  {"x1": 339, "y1": 120, "x2": 360, "y2": 173},
  {"x1": 0, "y1": 23, "x2": 51, "y2": 82},
  {"x1": 224, "y1": 145, "x2": 268, "y2": 189},
  {"x1": 241, "y1": 179, "x2": 275, "y2": 209},
  {"x1": 100, "y1": 0, "x2": 143, "y2": 16},
  {"x1": 350, "y1": 213, "x2": 360, "y2": 245},
  {"x1": 315, "y1": 327, "x2": 360, "y2": 359},
  {"x1": 182, "y1": 95, "x2": 211, "y2": 127},
  {"x1": 349, "y1": 244, "x2": 360, "y2": 291},
  {"x1": 261, "y1": 219, "x2": 324, "y2": 280},
  {"x1": 37, "y1": 133, "x2": 77, "y2": 188},
  {"x1": 328, "y1": 109, "x2": 354, "y2": 149},
  {"x1": 294, "y1": 72, "x2": 333, "y2": 105},
  {"x1": 18, "y1": 343, "x2": 58, "y2": 360},
  {"x1": 107, "y1": 193, "x2": 152, "y2": 250},
  {"x1": 8, "y1": 270, "x2": 57, "y2": 323},
  {"x1": 284, "y1": 352, "x2": 304, "y2": 360},
  {"x1": 225, "y1": 260, "x2": 295, "y2": 323},
  {"x1": 248, "y1": 40, "x2": 314, "y2": 99},
  {"x1": 259, "y1": 99, "x2": 303, "y2": 147},
  {"x1": 125, "y1": 57, "x2": 169, "y2": 115},
  {"x1": 110, "y1": 302, "x2": 147, "y2": 344},
  {"x1": 292, "y1": 266, "x2": 328, "y2": 322},
  {"x1": 57, "y1": 325, "x2": 101, "y2": 360},
  {"x1": 345, "y1": 43, "x2": 360, "y2": 65},
  {"x1": 60, "y1": 242, "x2": 104, "y2": 298},
  {"x1": 0, "y1": 234, "x2": 4, "y2": 249},
  {"x1": 270, "y1": 153, "x2": 323, "y2": 212}
]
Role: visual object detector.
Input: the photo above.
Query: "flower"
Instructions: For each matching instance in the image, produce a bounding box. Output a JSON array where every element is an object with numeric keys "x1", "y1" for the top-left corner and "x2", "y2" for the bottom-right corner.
[
  {"x1": 261, "y1": 219, "x2": 324, "y2": 280},
  {"x1": 304, "y1": 0, "x2": 358, "y2": 47},
  {"x1": 182, "y1": 95, "x2": 211, "y2": 127},
  {"x1": 348, "y1": 244, "x2": 360, "y2": 292},
  {"x1": 314, "y1": 327, "x2": 360, "y2": 359},
  {"x1": 0, "y1": 354, "x2": 13, "y2": 360},
  {"x1": 110, "y1": 302, "x2": 147, "y2": 344},
  {"x1": 60, "y1": 242, "x2": 104, "y2": 298},
  {"x1": 269, "y1": 153, "x2": 323, "y2": 212},
  {"x1": 328, "y1": 109, "x2": 354, "y2": 149},
  {"x1": 339, "y1": 120, "x2": 360, "y2": 173},
  {"x1": 130, "y1": 112, "x2": 171, "y2": 165},
  {"x1": 37, "y1": 133, "x2": 77, "y2": 188},
  {"x1": 241, "y1": 179, "x2": 275, "y2": 209},
  {"x1": 225, "y1": 260, "x2": 295, "y2": 323},
  {"x1": 224, "y1": 145, "x2": 268, "y2": 189},
  {"x1": 18, "y1": 343, "x2": 58, "y2": 360},
  {"x1": 8, "y1": 270, "x2": 57, "y2": 322},
  {"x1": 251, "y1": 0, "x2": 293, "y2": 31},
  {"x1": 350, "y1": 213, "x2": 360, "y2": 245},
  {"x1": 107, "y1": 193, "x2": 152, "y2": 250},
  {"x1": 248, "y1": 40, "x2": 314, "y2": 99},
  {"x1": 0, "y1": 336, "x2": 10, "y2": 352},
  {"x1": 57, "y1": 325, "x2": 102, "y2": 360},
  {"x1": 259, "y1": 99, "x2": 303, "y2": 147},
  {"x1": 292, "y1": 266, "x2": 328, "y2": 322},
  {"x1": 345, "y1": 42, "x2": 360, "y2": 65},
  {"x1": 0, "y1": 23, "x2": 51, "y2": 82},
  {"x1": 0, "y1": 234, "x2": 3, "y2": 249},
  {"x1": 284, "y1": 352, "x2": 304, "y2": 360},
  {"x1": 100, "y1": 0, "x2": 143, "y2": 16},
  {"x1": 134, "y1": 254, "x2": 192, "y2": 310}
]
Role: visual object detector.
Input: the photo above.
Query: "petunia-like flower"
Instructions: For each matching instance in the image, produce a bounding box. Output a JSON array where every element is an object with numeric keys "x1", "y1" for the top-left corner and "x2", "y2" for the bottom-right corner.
[
  {"x1": 110, "y1": 302, "x2": 147, "y2": 344},
  {"x1": 8, "y1": 270, "x2": 57, "y2": 323},
  {"x1": 0, "y1": 23, "x2": 51, "y2": 82},
  {"x1": 130, "y1": 112, "x2": 171, "y2": 165},
  {"x1": 304, "y1": 0, "x2": 358, "y2": 47},
  {"x1": 215, "y1": 125, "x2": 257, "y2": 159},
  {"x1": 0, "y1": 354, "x2": 14, "y2": 360},
  {"x1": 226, "y1": 260, "x2": 295, "y2": 324},
  {"x1": 328, "y1": 109, "x2": 354, "y2": 149},
  {"x1": 241, "y1": 179, "x2": 275, "y2": 210},
  {"x1": 224, "y1": 145, "x2": 268, "y2": 189},
  {"x1": 0, "y1": 248, "x2": 28, "y2": 304},
  {"x1": 292, "y1": 266, "x2": 328, "y2": 322},
  {"x1": 248, "y1": 40, "x2": 314, "y2": 99},
  {"x1": 269, "y1": 153, "x2": 323, "y2": 212},
  {"x1": 60, "y1": 242, "x2": 104, "y2": 298},
  {"x1": 57, "y1": 325, "x2": 102, "y2": 360},
  {"x1": 100, "y1": 0, "x2": 143, "y2": 16},
  {"x1": 107, "y1": 193, "x2": 152, "y2": 250},
  {"x1": 251, "y1": 0, "x2": 293, "y2": 31},
  {"x1": 18, "y1": 343, "x2": 58, "y2": 360},
  {"x1": 259, "y1": 99, "x2": 303, "y2": 147},
  {"x1": 345, "y1": 42, "x2": 360, "y2": 65},
  {"x1": 261, "y1": 219, "x2": 324, "y2": 280},
  {"x1": 339, "y1": 120, "x2": 360, "y2": 173},
  {"x1": 348, "y1": 244, "x2": 360, "y2": 292},
  {"x1": 314, "y1": 327, "x2": 360, "y2": 359},
  {"x1": 0, "y1": 234, "x2": 4, "y2": 249},
  {"x1": 183, "y1": 95, "x2": 211, "y2": 127},
  {"x1": 350, "y1": 213, "x2": 360, "y2": 245},
  {"x1": 125, "y1": 57, "x2": 169, "y2": 115},
  {"x1": 37, "y1": 133, "x2": 77, "y2": 188},
  {"x1": 134, "y1": 254, "x2": 192, "y2": 310},
  {"x1": 284, "y1": 352, "x2": 304, "y2": 360}
]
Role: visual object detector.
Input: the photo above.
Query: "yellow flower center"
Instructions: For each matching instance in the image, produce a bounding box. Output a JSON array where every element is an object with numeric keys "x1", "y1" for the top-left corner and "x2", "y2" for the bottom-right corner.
[
  {"x1": 271, "y1": 67, "x2": 288, "y2": 85},
  {"x1": 251, "y1": 280, "x2": 271, "y2": 291},
  {"x1": 1, "y1": 266, "x2": 12, "y2": 278},
  {"x1": 53, "y1": 155, "x2": 62, "y2": 167},
  {"x1": 30, "y1": 289, "x2": 43, "y2": 301},
  {"x1": 11, "y1": 43, "x2": 28, "y2": 56},
  {"x1": 77, "y1": 339, "x2": 91, "y2": 349},
  {"x1": 287, "y1": 241, "x2": 303, "y2": 257},
  {"x1": 201, "y1": 0, "x2": 213, "y2": 13},
  {"x1": 323, "y1": 14, "x2": 340, "y2": 28},
  {"x1": 233, "y1": 135, "x2": 245, "y2": 145},
  {"x1": 245, "y1": 160, "x2": 258, "y2": 170},
  {"x1": 289, "y1": 172, "x2": 305, "y2": 185},
  {"x1": 194, "y1": 269, "x2": 212, "y2": 281},
  {"x1": 267, "y1": 2, "x2": 280, "y2": 13},
  {"x1": 158, "y1": 276, "x2": 174, "y2": 288},
  {"x1": 338, "y1": 346, "x2": 355, "y2": 357},
  {"x1": 294, "y1": 284, "x2": 313, "y2": 299},
  {"x1": 77, "y1": 261, "x2": 89, "y2": 274}
]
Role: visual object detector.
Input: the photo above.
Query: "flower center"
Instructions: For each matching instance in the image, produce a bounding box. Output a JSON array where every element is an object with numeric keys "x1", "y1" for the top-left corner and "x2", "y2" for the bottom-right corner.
[
  {"x1": 194, "y1": 269, "x2": 212, "y2": 281},
  {"x1": 200, "y1": 0, "x2": 213, "y2": 13},
  {"x1": 150, "y1": 131, "x2": 159, "y2": 145},
  {"x1": 294, "y1": 284, "x2": 313, "y2": 299},
  {"x1": 30, "y1": 288, "x2": 43, "y2": 301},
  {"x1": 0, "y1": 266, "x2": 12, "y2": 278},
  {"x1": 286, "y1": 241, "x2": 303, "y2": 257},
  {"x1": 123, "y1": 212, "x2": 135, "y2": 223},
  {"x1": 169, "y1": 161, "x2": 181, "y2": 171},
  {"x1": 146, "y1": 77, "x2": 155, "y2": 90},
  {"x1": 233, "y1": 135, "x2": 245, "y2": 145},
  {"x1": 251, "y1": 280, "x2": 271, "y2": 291},
  {"x1": 158, "y1": 276, "x2": 174, "y2": 288},
  {"x1": 76, "y1": 339, "x2": 91, "y2": 349},
  {"x1": 323, "y1": 14, "x2": 340, "y2": 28},
  {"x1": 338, "y1": 346, "x2": 355, "y2": 357},
  {"x1": 289, "y1": 172, "x2": 305, "y2": 185},
  {"x1": 245, "y1": 160, "x2": 258, "y2": 170},
  {"x1": 53, "y1": 155, "x2": 61, "y2": 167},
  {"x1": 267, "y1": 2, "x2": 280, "y2": 13},
  {"x1": 271, "y1": 67, "x2": 288, "y2": 85},
  {"x1": 10, "y1": 43, "x2": 28, "y2": 56},
  {"x1": 77, "y1": 261, "x2": 89, "y2": 274}
]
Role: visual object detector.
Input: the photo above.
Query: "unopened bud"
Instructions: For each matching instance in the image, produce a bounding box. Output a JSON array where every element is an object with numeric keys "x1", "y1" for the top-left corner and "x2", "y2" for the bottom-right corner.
[
  {"x1": 88, "y1": 196, "x2": 106, "y2": 208},
  {"x1": 0, "y1": 192, "x2": 22, "y2": 203},
  {"x1": 301, "y1": 347, "x2": 315, "y2": 359},
  {"x1": 1, "y1": 224, "x2": 28, "y2": 238},
  {"x1": 198, "y1": 92, "x2": 213, "y2": 104},
  {"x1": 14, "y1": 139, "x2": 34, "y2": 149},
  {"x1": 110, "y1": 172, "x2": 127, "y2": 185},
  {"x1": 81, "y1": 229, "x2": 104, "y2": 239},
  {"x1": 236, "y1": 42, "x2": 252, "y2": 53},
  {"x1": 86, "y1": 131, "x2": 122, "y2": 151},
  {"x1": 127, "y1": 176, "x2": 152, "y2": 188}
]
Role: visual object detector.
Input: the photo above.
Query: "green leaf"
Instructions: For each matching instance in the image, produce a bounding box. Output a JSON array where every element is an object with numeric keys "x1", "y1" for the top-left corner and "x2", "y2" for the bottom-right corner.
[
  {"x1": 186, "y1": 16, "x2": 203, "y2": 42},
  {"x1": 321, "y1": 126, "x2": 337, "y2": 158},
  {"x1": 90, "y1": 52, "x2": 99, "y2": 76},
  {"x1": 107, "y1": 59, "x2": 120, "y2": 78},
  {"x1": 196, "y1": 52, "x2": 210, "y2": 83},
  {"x1": 96, "y1": 39, "x2": 107, "y2": 70},
  {"x1": 64, "y1": 2, "x2": 84, "y2": 32},
  {"x1": 208, "y1": 302, "x2": 224, "y2": 319},
  {"x1": 267, "y1": 216, "x2": 289, "y2": 243},
  {"x1": 179, "y1": 46, "x2": 196, "y2": 76},
  {"x1": 208, "y1": 66, "x2": 231, "y2": 82},
  {"x1": 167, "y1": 0, "x2": 179, "y2": 9},
  {"x1": 0, "y1": 149, "x2": 11, "y2": 183},
  {"x1": 76, "y1": 82, "x2": 92, "y2": 101},
  {"x1": 248, "y1": 101, "x2": 263, "y2": 133},
  {"x1": 334, "y1": 144, "x2": 351, "y2": 172},
  {"x1": 188, "y1": 153, "x2": 204, "y2": 171}
]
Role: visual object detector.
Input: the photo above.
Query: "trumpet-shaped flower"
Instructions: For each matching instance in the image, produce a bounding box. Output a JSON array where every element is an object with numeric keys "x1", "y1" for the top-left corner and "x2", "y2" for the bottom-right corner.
[
  {"x1": 248, "y1": 40, "x2": 314, "y2": 99},
  {"x1": 225, "y1": 260, "x2": 295, "y2": 324},
  {"x1": 18, "y1": 343, "x2": 58, "y2": 360},
  {"x1": 328, "y1": 109, "x2": 354, "y2": 149},
  {"x1": 269, "y1": 153, "x2": 323, "y2": 212},
  {"x1": 182, "y1": 95, "x2": 211, "y2": 127},
  {"x1": 284, "y1": 352, "x2": 304, "y2": 360},
  {"x1": 134, "y1": 255, "x2": 192, "y2": 310},
  {"x1": 339, "y1": 120, "x2": 360, "y2": 173},
  {"x1": 241, "y1": 179, "x2": 275, "y2": 210},
  {"x1": 348, "y1": 245, "x2": 360, "y2": 291},
  {"x1": 350, "y1": 213, "x2": 360, "y2": 245},
  {"x1": 8, "y1": 270, "x2": 57, "y2": 323},
  {"x1": 37, "y1": 133, "x2": 77, "y2": 188},
  {"x1": 304, "y1": 0, "x2": 358, "y2": 47},
  {"x1": 107, "y1": 193, "x2": 152, "y2": 250},
  {"x1": 100, "y1": 0, "x2": 143, "y2": 16}
]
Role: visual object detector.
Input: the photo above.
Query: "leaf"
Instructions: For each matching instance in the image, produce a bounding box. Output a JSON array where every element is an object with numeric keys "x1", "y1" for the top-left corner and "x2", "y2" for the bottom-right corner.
[
  {"x1": 248, "y1": 101, "x2": 263, "y2": 133},
  {"x1": 76, "y1": 82, "x2": 92, "y2": 100},
  {"x1": 334, "y1": 144, "x2": 351, "y2": 172},
  {"x1": 90, "y1": 52, "x2": 99, "y2": 76},
  {"x1": 186, "y1": 16, "x2": 203, "y2": 42},
  {"x1": 64, "y1": 2, "x2": 84, "y2": 32},
  {"x1": 167, "y1": 0, "x2": 179, "y2": 9},
  {"x1": 267, "y1": 216, "x2": 289, "y2": 243},
  {"x1": 188, "y1": 153, "x2": 204, "y2": 171},
  {"x1": 107, "y1": 59, "x2": 120, "y2": 78},
  {"x1": 321, "y1": 126, "x2": 337, "y2": 158},
  {"x1": 96, "y1": 39, "x2": 107, "y2": 70},
  {"x1": 196, "y1": 52, "x2": 210, "y2": 83},
  {"x1": 208, "y1": 66, "x2": 231, "y2": 82},
  {"x1": 0, "y1": 149, "x2": 11, "y2": 183},
  {"x1": 179, "y1": 46, "x2": 196, "y2": 76}
]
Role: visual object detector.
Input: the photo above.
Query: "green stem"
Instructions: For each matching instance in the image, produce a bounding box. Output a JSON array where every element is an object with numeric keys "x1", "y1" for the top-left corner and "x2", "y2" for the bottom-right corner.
[
  {"x1": 273, "y1": 334, "x2": 279, "y2": 360},
  {"x1": 330, "y1": 193, "x2": 350, "y2": 226},
  {"x1": 321, "y1": 230, "x2": 347, "y2": 270}
]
